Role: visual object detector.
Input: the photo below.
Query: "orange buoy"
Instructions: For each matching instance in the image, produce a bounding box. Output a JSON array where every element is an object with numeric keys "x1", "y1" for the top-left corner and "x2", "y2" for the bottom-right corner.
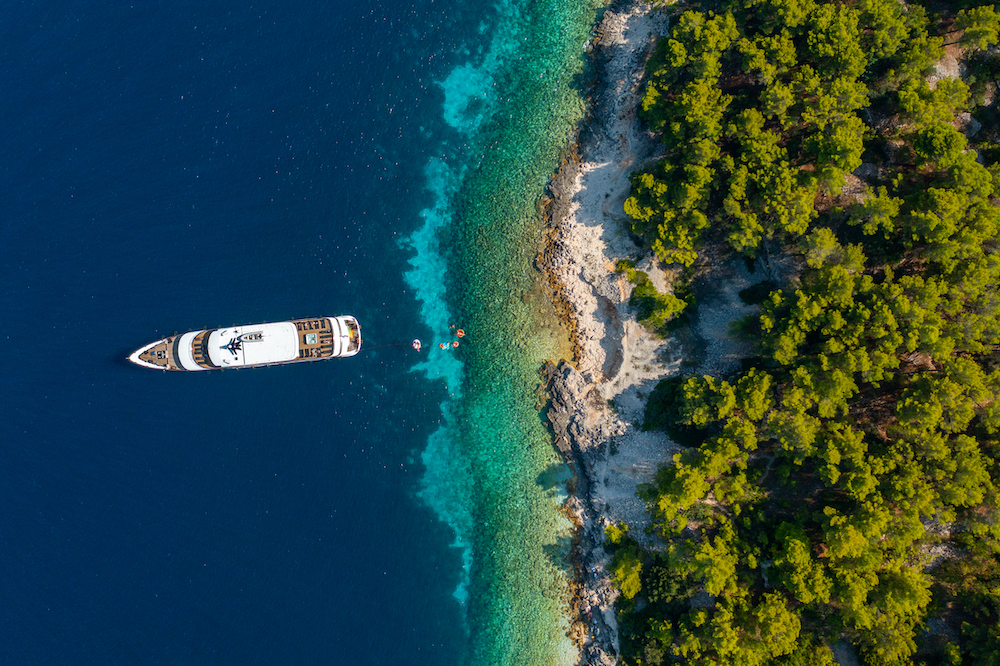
[
  {"x1": 452, "y1": 341, "x2": 459, "y2": 348},
  {"x1": 456, "y1": 329, "x2": 465, "y2": 338}
]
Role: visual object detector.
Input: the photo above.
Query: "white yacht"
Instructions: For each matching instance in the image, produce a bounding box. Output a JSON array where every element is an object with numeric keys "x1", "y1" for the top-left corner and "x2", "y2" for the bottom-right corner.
[{"x1": 128, "y1": 316, "x2": 361, "y2": 371}]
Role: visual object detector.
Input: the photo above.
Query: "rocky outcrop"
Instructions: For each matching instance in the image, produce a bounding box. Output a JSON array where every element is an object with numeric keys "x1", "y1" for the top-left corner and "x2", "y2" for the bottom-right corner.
[{"x1": 544, "y1": 360, "x2": 621, "y2": 665}]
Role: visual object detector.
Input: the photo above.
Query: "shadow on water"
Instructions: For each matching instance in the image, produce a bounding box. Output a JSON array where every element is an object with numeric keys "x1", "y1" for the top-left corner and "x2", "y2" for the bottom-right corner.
[
  {"x1": 536, "y1": 461, "x2": 573, "y2": 494},
  {"x1": 543, "y1": 534, "x2": 575, "y2": 570}
]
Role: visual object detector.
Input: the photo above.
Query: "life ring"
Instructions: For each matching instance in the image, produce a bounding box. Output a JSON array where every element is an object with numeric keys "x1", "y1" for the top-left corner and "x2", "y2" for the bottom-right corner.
[
  {"x1": 439, "y1": 343, "x2": 448, "y2": 350},
  {"x1": 451, "y1": 341, "x2": 459, "y2": 348}
]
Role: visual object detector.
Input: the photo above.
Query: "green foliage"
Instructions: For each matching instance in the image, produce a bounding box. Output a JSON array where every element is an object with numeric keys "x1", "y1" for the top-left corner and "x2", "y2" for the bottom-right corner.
[
  {"x1": 617, "y1": 262, "x2": 689, "y2": 333},
  {"x1": 624, "y1": 168, "x2": 670, "y2": 235},
  {"x1": 936, "y1": 534, "x2": 1000, "y2": 665},
  {"x1": 681, "y1": 375, "x2": 736, "y2": 427},
  {"x1": 687, "y1": 520, "x2": 739, "y2": 596},
  {"x1": 807, "y1": 4, "x2": 866, "y2": 81},
  {"x1": 774, "y1": 522, "x2": 833, "y2": 604},
  {"x1": 888, "y1": 8, "x2": 943, "y2": 87},
  {"x1": 736, "y1": 368, "x2": 774, "y2": 421},
  {"x1": 668, "y1": 11, "x2": 740, "y2": 80},
  {"x1": 625, "y1": 0, "x2": 889, "y2": 263},
  {"x1": 606, "y1": 521, "x2": 629, "y2": 545},
  {"x1": 849, "y1": 186, "x2": 901, "y2": 236},
  {"x1": 813, "y1": 113, "x2": 866, "y2": 193},
  {"x1": 620, "y1": 2, "x2": 1000, "y2": 663},
  {"x1": 860, "y1": 0, "x2": 909, "y2": 59},
  {"x1": 957, "y1": 6, "x2": 1000, "y2": 51},
  {"x1": 772, "y1": 635, "x2": 837, "y2": 665},
  {"x1": 612, "y1": 543, "x2": 644, "y2": 600},
  {"x1": 617, "y1": 555, "x2": 697, "y2": 666},
  {"x1": 671, "y1": 590, "x2": 802, "y2": 665},
  {"x1": 744, "y1": 0, "x2": 817, "y2": 35},
  {"x1": 913, "y1": 123, "x2": 968, "y2": 167},
  {"x1": 643, "y1": 560, "x2": 688, "y2": 605},
  {"x1": 898, "y1": 78, "x2": 969, "y2": 126},
  {"x1": 801, "y1": 227, "x2": 841, "y2": 268}
]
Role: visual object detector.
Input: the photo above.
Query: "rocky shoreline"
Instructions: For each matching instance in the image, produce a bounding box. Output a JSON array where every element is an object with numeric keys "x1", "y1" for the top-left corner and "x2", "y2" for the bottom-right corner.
[{"x1": 537, "y1": 3, "x2": 673, "y2": 664}]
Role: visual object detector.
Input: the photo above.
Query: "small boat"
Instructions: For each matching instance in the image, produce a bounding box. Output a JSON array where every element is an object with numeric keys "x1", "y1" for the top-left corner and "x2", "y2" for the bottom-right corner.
[{"x1": 128, "y1": 316, "x2": 361, "y2": 371}]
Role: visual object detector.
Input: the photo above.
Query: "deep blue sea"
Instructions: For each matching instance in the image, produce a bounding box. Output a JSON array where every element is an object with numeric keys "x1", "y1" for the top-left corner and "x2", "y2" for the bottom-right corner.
[{"x1": 1, "y1": 1, "x2": 597, "y2": 664}]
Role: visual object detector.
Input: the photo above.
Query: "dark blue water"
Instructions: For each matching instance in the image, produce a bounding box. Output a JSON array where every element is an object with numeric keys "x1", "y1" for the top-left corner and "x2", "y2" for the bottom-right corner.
[{"x1": 0, "y1": 1, "x2": 475, "y2": 663}]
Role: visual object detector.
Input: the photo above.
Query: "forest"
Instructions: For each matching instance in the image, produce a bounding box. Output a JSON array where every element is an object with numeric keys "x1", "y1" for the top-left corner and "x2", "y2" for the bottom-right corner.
[{"x1": 614, "y1": 1, "x2": 1000, "y2": 664}]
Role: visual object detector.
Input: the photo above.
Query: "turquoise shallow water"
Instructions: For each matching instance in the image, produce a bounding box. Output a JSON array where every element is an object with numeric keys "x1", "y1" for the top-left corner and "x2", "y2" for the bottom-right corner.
[{"x1": 404, "y1": 0, "x2": 600, "y2": 662}]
